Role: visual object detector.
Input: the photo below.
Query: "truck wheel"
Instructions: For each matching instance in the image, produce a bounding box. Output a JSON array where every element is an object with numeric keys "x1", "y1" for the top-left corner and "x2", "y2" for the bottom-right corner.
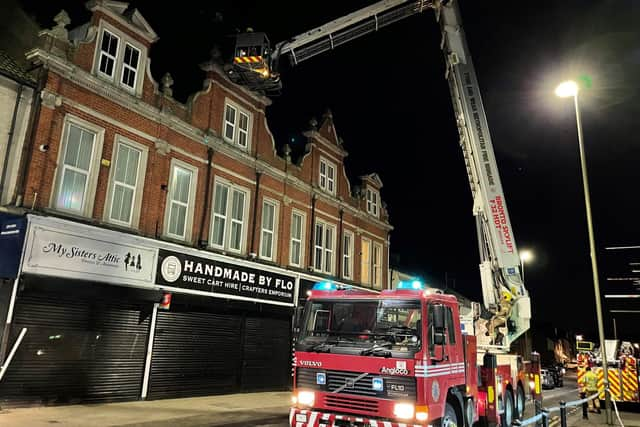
[
  {"x1": 501, "y1": 389, "x2": 514, "y2": 426},
  {"x1": 441, "y1": 402, "x2": 459, "y2": 427},
  {"x1": 516, "y1": 385, "x2": 526, "y2": 419}
]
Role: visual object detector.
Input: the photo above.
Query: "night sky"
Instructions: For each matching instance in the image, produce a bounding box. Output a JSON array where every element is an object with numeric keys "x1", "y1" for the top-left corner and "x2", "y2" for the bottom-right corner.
[{"x1": 20, "y1": 1, "x2": 640, "y2": 341}]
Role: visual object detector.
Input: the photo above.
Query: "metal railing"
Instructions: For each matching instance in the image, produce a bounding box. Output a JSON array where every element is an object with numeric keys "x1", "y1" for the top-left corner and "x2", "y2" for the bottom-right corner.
[{"x1": 514, "y1": 391, "x2": 603, "y2": 427}]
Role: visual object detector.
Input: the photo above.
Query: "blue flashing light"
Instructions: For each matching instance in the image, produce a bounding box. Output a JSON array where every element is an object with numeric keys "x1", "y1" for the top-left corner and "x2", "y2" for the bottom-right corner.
[
  {"x1": 397, "y1": 280, "x2": 424, "y2": 290},
  {"x1": 316, "y1": 372, "x2": 326, "y2": 385},
  {"x1": 372, "y1": 377, "x2": 384, "y2": 391},
  {"x1": 312, "y1": 281, "x2": 338, "y2": 291}
]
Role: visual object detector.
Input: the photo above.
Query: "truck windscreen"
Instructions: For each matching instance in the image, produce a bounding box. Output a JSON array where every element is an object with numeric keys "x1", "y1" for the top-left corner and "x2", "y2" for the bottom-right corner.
[{"x1": 297, "y1": 299, "x2": 422, "y2": 357}]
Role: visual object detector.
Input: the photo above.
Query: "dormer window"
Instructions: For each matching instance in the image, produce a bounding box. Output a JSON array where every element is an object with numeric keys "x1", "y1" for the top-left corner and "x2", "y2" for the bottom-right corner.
[
  {"x1": 121, "y1": 44, "x2": 140, "y2": 89},
  {"x1": 319, "y1": 157, "x2": 336, "y2": 195},
  {"x1": 366, "y1": 188, "x2": 379, "y2": 217},
  {"x1": 98, "y1": 30, "x2": 119, "y2": 78},
  {"x1": 223, "y1": 100, "x2": 252, "y2": 151},
  {"x1": 94, "y1": 25, "x2": 145, "y2": 94}
]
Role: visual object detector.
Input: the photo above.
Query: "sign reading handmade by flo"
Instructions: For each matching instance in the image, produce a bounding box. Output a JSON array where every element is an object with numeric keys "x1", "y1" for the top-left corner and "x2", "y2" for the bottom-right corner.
[
  {"x1": 23, "y1": 221, "x2": 156, "y2": 286},
  {"x1": 156, "y1": 249, "x2": 295, "y2": 306}
]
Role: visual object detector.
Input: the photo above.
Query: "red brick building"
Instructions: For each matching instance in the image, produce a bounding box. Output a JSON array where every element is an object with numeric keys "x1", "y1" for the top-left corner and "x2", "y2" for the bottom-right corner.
[{"x1": 0, "y1": 1, "x2": 392, "y2": 404}]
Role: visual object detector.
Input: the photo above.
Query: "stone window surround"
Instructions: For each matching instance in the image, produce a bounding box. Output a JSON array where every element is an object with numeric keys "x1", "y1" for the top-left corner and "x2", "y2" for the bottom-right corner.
[
  {"x1": 209, "y1": 176, "x2": 251, "y2": 255},
  {"x1": 289, "y1": 208, "x2": 306, "y2": 268},
  {"x1": 102, "y1": 134, "x2": 149, "y2": 229},
  {"x1": 259, "y1": 197, "x2": 280, "y2": 262},
  {"x1": 222, "y1": 97, "x2": 253, "y2": 152},
  {"x1": 50, "y1": 113, "x2": 105, "y2": 218},
  {"x1": 92, "y1": 20, "x2": 147, "y2": 96},
  {"x1": 163, "y1": 158, "x2": 199, "y2": 242}
]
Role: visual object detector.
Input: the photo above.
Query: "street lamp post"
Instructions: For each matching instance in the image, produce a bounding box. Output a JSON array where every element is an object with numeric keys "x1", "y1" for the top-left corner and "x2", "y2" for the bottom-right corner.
[{"x1": 556, "y1": 80, "x2": 612, "y2": 424}]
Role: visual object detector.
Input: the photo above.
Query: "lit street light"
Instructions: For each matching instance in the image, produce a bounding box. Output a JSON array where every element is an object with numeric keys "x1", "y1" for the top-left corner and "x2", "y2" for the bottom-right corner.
[
  {"x1": 519, "y1": 249, "x2": 534, "y2": 282},
  {"x1": 555, "y1": 79, "x2": 612, "y2": 424}
]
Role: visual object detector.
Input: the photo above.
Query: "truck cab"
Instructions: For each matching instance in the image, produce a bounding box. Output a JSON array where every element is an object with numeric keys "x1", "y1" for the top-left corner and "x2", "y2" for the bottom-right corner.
[{"x1": 290, "y1": 282, "x2": 538, "y2": 427}]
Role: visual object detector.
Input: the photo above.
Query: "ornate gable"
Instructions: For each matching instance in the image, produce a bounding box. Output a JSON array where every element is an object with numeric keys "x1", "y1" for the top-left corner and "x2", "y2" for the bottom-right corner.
[
  {"x1": 87, "y1": 0, "x2": 159, "y2": 43},
  {"x1": 360, "y1": 173, "x2": 383, "y2": 189}
]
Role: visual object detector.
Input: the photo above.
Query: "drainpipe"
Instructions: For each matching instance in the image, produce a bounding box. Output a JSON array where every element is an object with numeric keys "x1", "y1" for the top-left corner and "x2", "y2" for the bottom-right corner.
[
  {"x1": 337, "y1": 209, "x2": 344, "y2": 279},
  {"x1": 15, "y1": 66, "x2": 45, "y2": 207},
  {"x1": 249, "y1": 171, "x2": 262, "y2": 256},
  {"x1": 198, "y1": 147, "x2": 214, "y2": 247},
  {"x1": 0, "y1": 84, "x2": 23, "y2": 204}
]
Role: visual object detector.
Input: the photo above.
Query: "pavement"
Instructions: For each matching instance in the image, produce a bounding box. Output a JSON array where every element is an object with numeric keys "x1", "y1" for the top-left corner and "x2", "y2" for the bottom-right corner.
[
  {"x1": 2, "y1": 383, "x2": 640, "y2": 427},
  {"x1": 567, "y1": 409, "x2": 640, "y2": 426},
  {"x1": 0, "y1": 391, "x2": 291, "y2": 427}
]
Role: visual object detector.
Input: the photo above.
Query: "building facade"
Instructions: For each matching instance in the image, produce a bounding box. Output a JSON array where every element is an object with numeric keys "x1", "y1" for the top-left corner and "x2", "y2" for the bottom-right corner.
[{"x1": 0, "y1": 1, "x2": 392, "y2": 405}]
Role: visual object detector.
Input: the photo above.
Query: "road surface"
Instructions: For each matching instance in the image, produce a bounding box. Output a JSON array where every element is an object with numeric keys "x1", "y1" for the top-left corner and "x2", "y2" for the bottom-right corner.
[{"x1": 246, "y1": 374, "x2": 584, "y2": 427}]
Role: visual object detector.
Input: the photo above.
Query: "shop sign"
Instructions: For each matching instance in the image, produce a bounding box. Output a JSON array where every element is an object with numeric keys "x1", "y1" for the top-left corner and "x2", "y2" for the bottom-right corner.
[
  {"x1": 0, "y1": 214, "x2": 26, "y2": 279},
  {"x1": 156, "y1": 249, "x2": 295, "y2": 306},
  {"x1": 22, "y1": 224, "x2": 156, "y2": 286}
]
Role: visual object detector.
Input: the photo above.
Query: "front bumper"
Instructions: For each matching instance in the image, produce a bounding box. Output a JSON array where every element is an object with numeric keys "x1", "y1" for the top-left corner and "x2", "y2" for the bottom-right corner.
[{"x1": 290, "y1": 408, "x2": 428, "y2": 427}]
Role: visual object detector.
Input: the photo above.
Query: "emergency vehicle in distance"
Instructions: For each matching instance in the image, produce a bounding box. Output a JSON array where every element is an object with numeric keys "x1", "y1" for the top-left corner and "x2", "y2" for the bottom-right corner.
[
  {"x1": 228, "y1": 0, "x2": 542, "y2": 426},
  {"x1": 577, "y1": 340, "x2": 640, "y2": 405}
]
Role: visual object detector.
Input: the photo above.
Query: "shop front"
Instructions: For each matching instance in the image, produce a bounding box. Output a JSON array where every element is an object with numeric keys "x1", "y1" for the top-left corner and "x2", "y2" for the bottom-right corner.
[{"x1": 0, "y1": 214, "x2": 297, "y2": 405}]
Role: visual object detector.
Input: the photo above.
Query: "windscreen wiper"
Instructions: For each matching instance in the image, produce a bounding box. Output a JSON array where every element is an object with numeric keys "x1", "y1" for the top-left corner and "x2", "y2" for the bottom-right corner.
[
  {"x1": 360, "y1": 342, "x2": 393, "y2": 357},
  {"x1": 310, "y1": 340, "x2": 338, "y2": 353}
]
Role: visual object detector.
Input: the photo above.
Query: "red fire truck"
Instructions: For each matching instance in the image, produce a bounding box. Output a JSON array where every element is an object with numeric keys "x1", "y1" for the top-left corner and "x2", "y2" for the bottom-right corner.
[
  {"x1": 229, "y1": 1, "x2": 542, "y2": 426},
  {"x1": 289, "y1": 282, "x2": 540, "y2": 427}
]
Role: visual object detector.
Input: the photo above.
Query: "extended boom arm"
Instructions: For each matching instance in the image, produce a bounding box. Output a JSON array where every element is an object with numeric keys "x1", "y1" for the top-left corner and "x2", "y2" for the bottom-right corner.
[
  {"x1": 259, "y1": 0, "x2": 531, "y2": 350},
  {"x1": 435, "y1": 1, "x2": 530, "y2": 349}
]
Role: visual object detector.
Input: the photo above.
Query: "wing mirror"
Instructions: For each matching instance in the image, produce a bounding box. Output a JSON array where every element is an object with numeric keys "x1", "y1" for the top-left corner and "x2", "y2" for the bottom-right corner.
[{"x1": 432, "y1": 304, "x2": 445, "y2": 331}]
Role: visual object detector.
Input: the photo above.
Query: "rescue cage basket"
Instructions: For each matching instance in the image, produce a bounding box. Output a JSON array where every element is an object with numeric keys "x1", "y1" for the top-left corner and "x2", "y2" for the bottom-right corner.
[{"x1": 233, "y1": 31, "x2": 271, "y2": 60}]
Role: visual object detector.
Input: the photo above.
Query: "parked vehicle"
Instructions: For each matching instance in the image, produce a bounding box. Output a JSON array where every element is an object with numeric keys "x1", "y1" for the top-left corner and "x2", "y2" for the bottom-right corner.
[
  {"x1": 543, "y1": 363, "x2": 565, "y2": 387},
  {"x1": 541, "y1": 368, "x2": 556, "y2": 390}
]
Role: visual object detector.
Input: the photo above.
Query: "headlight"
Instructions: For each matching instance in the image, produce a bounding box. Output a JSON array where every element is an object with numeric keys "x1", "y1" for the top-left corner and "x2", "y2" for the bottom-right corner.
[
  {"x1": 529, "y1": 380, "x2": 535, "y2": 390},
  {"x1": 297, "y1": 391, "x2": 315, "y2": 407},
  {"x1": 393, "y1": 402, "x2": 415, "y2": 420}
]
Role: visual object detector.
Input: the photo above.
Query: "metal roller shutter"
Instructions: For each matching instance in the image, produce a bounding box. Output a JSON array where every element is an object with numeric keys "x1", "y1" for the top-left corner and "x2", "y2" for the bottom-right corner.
[
  {"x1": 241, "y1": 316, "x2": 291, "y2": 391},
  {"x1": 0, "y1": 292, "x2": 150, "y2": 405},
  {"x1": 148, "y1": 310, "x2": 243, "y2": 399}
]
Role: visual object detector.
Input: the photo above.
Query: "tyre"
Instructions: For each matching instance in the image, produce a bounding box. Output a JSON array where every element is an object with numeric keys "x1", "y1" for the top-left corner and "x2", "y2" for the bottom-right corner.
[
  {"x1": 501, "y1": 389, "x2": 515, "y2": 427},
  {"x1": 516, "y1": 385, "x2": 526, "y2": 419},
  {"x1": 440, "y1": 402, "x2": 459, "y2": 427}
]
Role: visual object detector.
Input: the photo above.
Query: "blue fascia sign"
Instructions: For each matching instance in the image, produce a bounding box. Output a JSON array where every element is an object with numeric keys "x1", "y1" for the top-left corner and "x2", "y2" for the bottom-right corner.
[{"x1": 0, "y1": 213, "x2": 27, "y2": 279}]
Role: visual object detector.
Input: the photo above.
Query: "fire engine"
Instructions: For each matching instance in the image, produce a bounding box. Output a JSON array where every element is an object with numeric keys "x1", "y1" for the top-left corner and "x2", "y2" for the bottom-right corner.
[
  {"x1": 228, "y1": 1, "x2": 542, "y2": 425},
  {"x1": 577, "y1": 340, "x2": 640, "y2": 405}
]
